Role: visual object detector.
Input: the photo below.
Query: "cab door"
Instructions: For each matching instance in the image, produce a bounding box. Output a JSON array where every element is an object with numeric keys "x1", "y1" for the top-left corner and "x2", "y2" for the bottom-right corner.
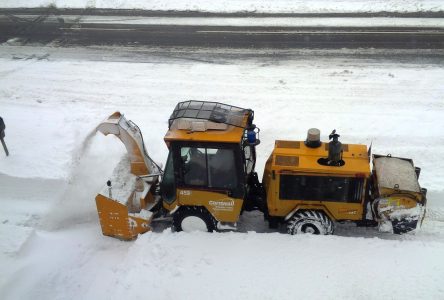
[{"x1": 174, "y1": 142, "x2": 245, "y2": 222}]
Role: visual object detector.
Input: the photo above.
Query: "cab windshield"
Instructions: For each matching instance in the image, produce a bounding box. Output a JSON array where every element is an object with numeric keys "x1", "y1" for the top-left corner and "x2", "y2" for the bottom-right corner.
[{"x1": 181, "y1": 146, "x2": 238, "y2": 190}]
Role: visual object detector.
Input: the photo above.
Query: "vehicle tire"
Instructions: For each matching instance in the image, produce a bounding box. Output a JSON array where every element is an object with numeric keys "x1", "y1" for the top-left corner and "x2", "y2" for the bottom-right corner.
[
  {"x1": 173, "y1": 206, "x2": 218, "y2": 233},
  {"x1": 286, "y1": 210, "x2": 334, "y2": 235}
]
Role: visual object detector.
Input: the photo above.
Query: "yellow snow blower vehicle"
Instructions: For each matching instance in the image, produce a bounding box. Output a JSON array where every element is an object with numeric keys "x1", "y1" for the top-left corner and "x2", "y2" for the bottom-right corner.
[{"x1": 95, "y1": 101, "x2": 427, "y2": 240}]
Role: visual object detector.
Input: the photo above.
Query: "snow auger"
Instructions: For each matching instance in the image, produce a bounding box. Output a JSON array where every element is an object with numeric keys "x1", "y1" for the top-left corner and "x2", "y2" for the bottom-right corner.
[{"x1": 94, "y1": 101, "x2": 427, "y2": 239}]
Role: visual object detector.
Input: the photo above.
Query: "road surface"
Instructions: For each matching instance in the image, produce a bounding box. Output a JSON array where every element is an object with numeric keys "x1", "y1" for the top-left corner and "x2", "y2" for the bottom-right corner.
[{"x1": 1, "y1": 9, "x2": 443, "y2": 48}]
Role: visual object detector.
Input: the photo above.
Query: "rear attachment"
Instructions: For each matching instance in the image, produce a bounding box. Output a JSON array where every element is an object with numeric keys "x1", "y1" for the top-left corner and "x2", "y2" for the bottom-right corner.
[
  {"x1": 371, "y1": 155, "x2": 426, "y2": 234},
  {"x1": 95, "y1": 112, "x2": 161, "y2": 240}
]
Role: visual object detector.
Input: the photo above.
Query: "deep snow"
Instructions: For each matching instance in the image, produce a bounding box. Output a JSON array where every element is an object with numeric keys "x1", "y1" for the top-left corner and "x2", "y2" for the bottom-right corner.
[{"x1": 0, "y1": 45, "x2": 444, "y2": 299}]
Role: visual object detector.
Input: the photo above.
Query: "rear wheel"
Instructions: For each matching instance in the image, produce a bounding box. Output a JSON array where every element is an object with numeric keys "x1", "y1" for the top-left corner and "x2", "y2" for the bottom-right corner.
[
  {"x1": 287, "y1": 210, "x2": 334, "y2": 235},
  {"x1": 173, "y1": 206, "x2": 217, "y2": 232}
]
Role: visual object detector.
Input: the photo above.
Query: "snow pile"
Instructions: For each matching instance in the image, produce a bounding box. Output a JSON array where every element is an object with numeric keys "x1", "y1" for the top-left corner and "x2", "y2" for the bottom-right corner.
[{"x1": 1, "y1": 0, "x2": 443, "y2": 13}]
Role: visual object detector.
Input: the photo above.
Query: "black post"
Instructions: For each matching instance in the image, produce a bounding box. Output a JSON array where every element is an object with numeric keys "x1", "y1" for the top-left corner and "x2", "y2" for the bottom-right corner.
[{"x1": 0, "y1": 117, "x2": 9, "y2": 156}]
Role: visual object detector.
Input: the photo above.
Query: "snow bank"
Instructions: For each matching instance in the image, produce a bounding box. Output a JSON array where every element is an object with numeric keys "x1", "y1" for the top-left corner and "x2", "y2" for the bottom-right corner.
[{"x1": 1, "y1": 0, "x2": 443, "y2": 13}]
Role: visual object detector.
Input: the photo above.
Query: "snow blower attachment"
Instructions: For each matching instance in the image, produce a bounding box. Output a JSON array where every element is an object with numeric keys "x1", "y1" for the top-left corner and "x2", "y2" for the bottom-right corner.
[
  {"x1": 93, "y1": 101, "x2": 427, "y2": 240},
  {"x1": 95, "y1": 112, "x2": 161, "y2": 240}
]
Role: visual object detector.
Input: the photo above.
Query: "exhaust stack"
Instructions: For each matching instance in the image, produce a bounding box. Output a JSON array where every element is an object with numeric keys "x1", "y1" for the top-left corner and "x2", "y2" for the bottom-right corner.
[{"x1": 305, "y1": 128, "x2": 321, "y2": 148}]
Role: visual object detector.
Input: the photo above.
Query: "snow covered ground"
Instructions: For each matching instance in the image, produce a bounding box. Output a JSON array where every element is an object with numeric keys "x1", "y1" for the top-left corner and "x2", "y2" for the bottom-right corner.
[
  {"x1": 1, "y1": 0, "x2": 443, "y2": 13},
  {"x1": 0, "y1": 45, "x2": 444, "y2": 299}
]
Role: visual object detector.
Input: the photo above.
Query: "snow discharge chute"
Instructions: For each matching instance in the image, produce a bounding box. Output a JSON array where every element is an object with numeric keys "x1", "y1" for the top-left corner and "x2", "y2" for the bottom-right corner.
[
  {"x1": 95, "y1": 112, "x2": 161, "y2": 240},
  {"x1": 96, "y1": 112, "x2": 159, "y2": 176}
]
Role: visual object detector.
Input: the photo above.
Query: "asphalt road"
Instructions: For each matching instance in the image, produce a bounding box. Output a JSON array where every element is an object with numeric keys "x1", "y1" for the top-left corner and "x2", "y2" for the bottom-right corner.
[{"x1": 1, "y1": 10, "x2": 443, "y2": 49}]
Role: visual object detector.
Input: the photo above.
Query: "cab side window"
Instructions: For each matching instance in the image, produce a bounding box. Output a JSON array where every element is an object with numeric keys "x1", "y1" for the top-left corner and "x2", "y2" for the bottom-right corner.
[
  {"x1": 161, "y1": 150, "x2": 177, "y2": 204},
  {"x1": 181, "y1": 147, "x2": 207, "y2": 186},
  {"x1": 280, "y1": 175, "x2": 363, "y2": 203},
  {"x1": 207, "y1": 148, "x2": 237, "y2": 189}
]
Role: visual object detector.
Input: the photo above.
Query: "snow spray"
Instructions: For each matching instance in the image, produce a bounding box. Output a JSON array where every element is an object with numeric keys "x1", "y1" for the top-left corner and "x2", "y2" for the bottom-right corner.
[{"x1": 41, "y1": 126, "x2": 125, "y2": 230}]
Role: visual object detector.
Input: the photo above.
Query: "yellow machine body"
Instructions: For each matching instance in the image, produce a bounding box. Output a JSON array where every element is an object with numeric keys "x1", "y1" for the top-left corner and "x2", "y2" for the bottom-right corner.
[
  {"x1": 263, "y1": 140, "x2": 371, "y2": 221},
  {"x1": 174, "y1": 188, "x2": 243, "y2": 222}
]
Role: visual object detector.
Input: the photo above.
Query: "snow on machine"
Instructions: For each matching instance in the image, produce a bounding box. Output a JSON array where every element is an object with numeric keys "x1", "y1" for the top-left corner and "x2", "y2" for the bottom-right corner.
[{"x1": 94, "y1": 101, "x2": 427, "y2": 239}]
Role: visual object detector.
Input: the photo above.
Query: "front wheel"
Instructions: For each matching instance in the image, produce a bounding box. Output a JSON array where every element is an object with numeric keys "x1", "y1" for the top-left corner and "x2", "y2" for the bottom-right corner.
[
  {"x1": 173, "y1": 206, "x2": 218, "y2": 232},
  {"x1": 287, "y1": 210, "x2": 334, "y2": 235}
]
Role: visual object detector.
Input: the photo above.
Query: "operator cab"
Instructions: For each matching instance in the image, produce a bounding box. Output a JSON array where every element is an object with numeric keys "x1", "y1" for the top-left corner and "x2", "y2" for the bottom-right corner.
[{"x1": 160, "y1": 101, "x2": 259, "y2": 215}]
